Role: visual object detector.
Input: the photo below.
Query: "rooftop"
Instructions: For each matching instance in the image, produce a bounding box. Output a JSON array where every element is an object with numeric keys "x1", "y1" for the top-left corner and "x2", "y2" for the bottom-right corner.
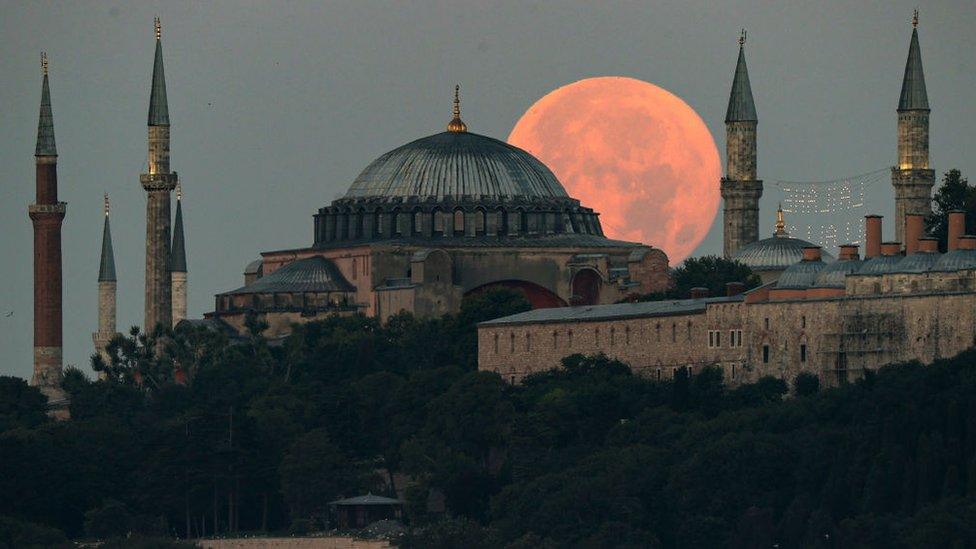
[{"x1": 480, "y1": 295, "x2": 742, "y2": 327}]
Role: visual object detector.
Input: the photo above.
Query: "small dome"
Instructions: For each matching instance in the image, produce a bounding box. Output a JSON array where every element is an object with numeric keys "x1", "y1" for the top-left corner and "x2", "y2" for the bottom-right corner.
[
  {"x1": 930, "y1": 249, "x2": 976, "y2": 272},
  {"x1": 344, "y1": 131, "x2": 569, "y2": 201},
  {"x1": 893, "y1": 251, "x2": 940, "y2": 273},
  {"x1": 227, "y1": 256, "x2": 353, "y2": 294},
  {"x1": 858, "y1": 254, "x2": 903, "y2": 275},
  {"x1": 813, "y1": 258, "x2": 864, "y2": 288},
  {"x1": 733, "y1": 235, "x2": 835, "y2": 272},
  {"x1": 777, "y1": 258, "x2": 828, "y2": 288}
]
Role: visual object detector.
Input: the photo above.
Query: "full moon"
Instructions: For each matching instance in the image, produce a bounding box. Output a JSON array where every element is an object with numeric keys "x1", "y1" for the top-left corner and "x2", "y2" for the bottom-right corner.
[{"x1": 508, "y1": 76, "x2": 721, "y2": 263}]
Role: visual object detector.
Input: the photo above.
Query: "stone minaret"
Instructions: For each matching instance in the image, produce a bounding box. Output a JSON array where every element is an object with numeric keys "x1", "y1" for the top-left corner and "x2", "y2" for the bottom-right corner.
[
  {"x1": 140, "y1": 18, "x2": 178, "y2": 332},
  {"x1": 93, "y1": 194, "x2": 118, "y2": 369},
  {"x1": 29, "y1": 53, "x2": 67, "y2": 402},
  {"x1": 891, "y1": 10, "x2": 934, "y2": 244},
  {"x1": 721, "y1": 30, "x2": 763, "y2": 258},
  {"x1": 170, "y1": 183, "x2": 187, "y2": 326}
]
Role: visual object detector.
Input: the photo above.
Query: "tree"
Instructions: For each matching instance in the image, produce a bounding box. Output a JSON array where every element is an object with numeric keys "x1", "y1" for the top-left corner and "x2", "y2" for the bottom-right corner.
[
  {"x1": 925, "y1": 169, "x2": 975, "y2": 251},
  {"x1": 0, "y1": 376, "x2": 48, "y2": 432},
  {"x1": 794, "y1": 372, "x2": 820, "y2": 397},
  {"x1": 627, "y1": 256, "x2": 762, "y2": 302}
]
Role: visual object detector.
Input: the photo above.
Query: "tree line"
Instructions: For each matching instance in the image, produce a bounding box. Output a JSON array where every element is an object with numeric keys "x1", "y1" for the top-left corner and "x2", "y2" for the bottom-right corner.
[{"x1": 2, "y1": 287, "x2": 976, "y2": 547}]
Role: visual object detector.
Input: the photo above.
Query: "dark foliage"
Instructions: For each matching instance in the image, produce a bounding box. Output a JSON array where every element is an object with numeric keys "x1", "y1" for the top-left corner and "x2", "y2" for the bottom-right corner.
[
  {"x1": 3, "y1": 286, "x2": 976, "y2": 547},
  {"x1": 926, "y1": 169, "x2": 975, "y2": 251},
  {"x1": 626, "y1": 255, "x2": 763, "y2": 302}
]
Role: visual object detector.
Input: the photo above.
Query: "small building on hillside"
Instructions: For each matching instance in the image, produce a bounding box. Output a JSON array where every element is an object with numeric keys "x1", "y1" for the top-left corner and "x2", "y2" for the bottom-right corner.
[{"x1": 329, "y1": 494, "x2": 403, "y2": 530}]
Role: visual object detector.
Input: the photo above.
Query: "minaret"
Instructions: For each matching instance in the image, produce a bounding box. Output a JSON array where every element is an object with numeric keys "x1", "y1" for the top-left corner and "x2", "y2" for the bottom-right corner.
[
  {"x1": 170, "y1": 183, "x2": 187, "y2": 326},
  {"x1": 720, "y1": 30, "x2": 763, "y2": 258},
  {"x1": 891, "y1": 10, "x2": 934, "y2": 244},
  {"x1": 140, "y1": 17, "x2": 178, "y2": 332},
  {"x1": 93, "y1": 194, "x2": 118, "y2": 369},
  {"x1": 29, "y1": 53, "x2": 67, "y2": 402}
]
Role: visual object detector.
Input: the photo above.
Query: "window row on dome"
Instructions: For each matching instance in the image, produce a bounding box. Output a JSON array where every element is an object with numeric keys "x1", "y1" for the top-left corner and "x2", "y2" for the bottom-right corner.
[{"x1": 313, "y1": 204, "x2": 603, "y2": 244}]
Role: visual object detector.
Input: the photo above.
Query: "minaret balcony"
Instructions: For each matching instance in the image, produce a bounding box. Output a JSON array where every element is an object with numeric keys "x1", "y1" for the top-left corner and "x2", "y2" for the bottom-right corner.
[{"x1": 140, "y1": 172, "x2": 178, "y2": 191}]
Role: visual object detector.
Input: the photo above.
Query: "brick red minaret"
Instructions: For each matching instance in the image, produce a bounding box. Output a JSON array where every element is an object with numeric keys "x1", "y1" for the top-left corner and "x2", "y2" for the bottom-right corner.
[
  {"x1": 29, "y1": 52, "x2": 67, "y2": 403},
  {"x1": 141, "y1": 18, "x2": 177, "y2": 332}
]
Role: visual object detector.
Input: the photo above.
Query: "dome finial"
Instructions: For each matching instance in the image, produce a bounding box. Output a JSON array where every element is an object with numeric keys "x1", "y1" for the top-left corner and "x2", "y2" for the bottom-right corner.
[
  {"x1": 774, "y1": 203, "x2": 788, "y2": 237},
  {"x1": 104, "y1": 192, "x2": 110, "y2": 217},
  {"x1": 912, "y1": 8, "x2": 919, "y2": 28},
  {"x1": 154, "y1": 16, "x2": 161, "y2": 40},
  {"x1": 447, "y1": 84, "x2": 467, "y2": 133}
]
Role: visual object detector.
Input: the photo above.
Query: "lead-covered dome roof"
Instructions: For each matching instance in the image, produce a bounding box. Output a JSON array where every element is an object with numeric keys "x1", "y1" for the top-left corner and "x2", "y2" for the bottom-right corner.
[
  {"x1": 344, "y1": 131, "x2": 569, "y2": 201},
  {"x1": 732, "y1": 235, "x2": 835, "y2": 272}
]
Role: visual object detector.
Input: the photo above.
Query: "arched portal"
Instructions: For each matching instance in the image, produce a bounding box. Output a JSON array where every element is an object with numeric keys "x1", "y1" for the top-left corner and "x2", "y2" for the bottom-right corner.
[
  {"x1": 465, "y1": 280, "x2": 567, "y2": 309},
  {"x1": 571, "y1": 268, "x2": 601, "y2": 306}
]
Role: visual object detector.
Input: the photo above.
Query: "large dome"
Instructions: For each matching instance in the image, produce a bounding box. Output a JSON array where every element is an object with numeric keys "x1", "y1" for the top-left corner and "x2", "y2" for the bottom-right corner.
[
  {"x1": 344, "y1": 131, "x2": 569, "y2": 200},
  {"x1": 733, "y1": 235, "x2": 835, "y2": 272}
]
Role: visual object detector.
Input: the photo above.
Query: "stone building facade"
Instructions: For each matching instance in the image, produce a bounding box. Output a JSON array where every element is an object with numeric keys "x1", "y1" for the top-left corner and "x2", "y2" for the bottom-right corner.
[{"x1": 479, "y1": 221, "x2": 976, "y2": 387}]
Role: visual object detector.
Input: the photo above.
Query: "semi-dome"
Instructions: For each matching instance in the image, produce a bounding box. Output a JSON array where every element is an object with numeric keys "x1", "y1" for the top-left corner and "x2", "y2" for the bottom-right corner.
[
  {"x1": 893, "y1": 251, "x2": 940, "y2": 273},
  {"x1": 226, "y1": 256, "x2": 353, "y2": 295},
  {"x1": 858, "y1": 254, "x2": 903, "y2": 275},
  {"x1": 344, "y1": 131, "x2": 569, "y2": 201},
  {"x1": 930, "y1": 249, "x2": 976, "y2": 272}
]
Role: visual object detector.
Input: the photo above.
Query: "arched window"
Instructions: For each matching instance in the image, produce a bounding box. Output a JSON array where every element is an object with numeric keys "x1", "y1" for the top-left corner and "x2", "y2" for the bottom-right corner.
[
  {"x1": 568, "y1": 330, "x2": 573, "y2": 348},
  {"x1": 625, "y1": 326, "x2": 631, "y2": 345},
  {"x1": 475, "y1": 209, "x2": 486, "y2": 235},
  {"x1": 493, "y1": 333, "x2": 499, "y2": 354},
  {"x1": 595, "y1": 328, "x2": 600, "y2": 345},
  {"x1": 510, "y1": 333, "x2": 515, "y2": 352},
  {"x1": 610, "y1": 327, "x2": 616, "y2": 346},
  {"x1": 393, "y1": 209, "x2": 404, "y2": 235},
  {"x1": 414, "y1": 210, "x2": 424, "y2": 234},
  {"x1": 496, "y1": 210, "x2": 506, "y2": 234},
  {"x1": 454, "y1": 210, "x2": 465, "y2": 234},
  {"x1": 375, "y1": 210, "x2": 384, "y2": 235},
  {"x1": 433, "y1": 210, "x2": 445, "y2": 234},
  {"x1": 526, "y1": 333, "x2": 531, "y2": 351},
  {"x1": 656, "y1": 323, "x2": 661, "y2": 342},
  {"x1": 552, "y1": 331, "x2": 558, "y2": 349}
]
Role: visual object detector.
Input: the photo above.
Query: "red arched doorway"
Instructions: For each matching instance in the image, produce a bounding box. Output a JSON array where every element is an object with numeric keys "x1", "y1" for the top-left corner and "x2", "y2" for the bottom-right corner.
[
  {"x1": 571, "y1": 269, "x2": 601, "y2": 306},
  {"x1": 466, "y1": 280, "x2": 567, "y2": 309}
]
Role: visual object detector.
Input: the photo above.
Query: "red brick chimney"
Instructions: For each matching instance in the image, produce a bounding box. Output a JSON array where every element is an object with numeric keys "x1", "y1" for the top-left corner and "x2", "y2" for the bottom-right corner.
[
  {"x1": 918, "y1": 237, "x2": 939, "y2": 253},
  {"x1": 802, "y1": 246, "x2": 822, "y2": 261},
  {"x1": 838, "y1": 244, "x2": 860, "y2": 261},
  {"x1": 905, "y1": 214, "x2": 924, "y2": 255},
  {"x1": 959, "y1": 236, "x2": 976, "y2": 250},
  {"x1": 726, "y1": 281, "x2": 746, "y2": 297},
  {"x1": 864, "y1": 215, "x2": 882, "y2": 259},
  {"x1": 689, "y1": 287, "x2": 709, "y2": 299},
  {"x1": 881, "y1": 242, "x2": 902, "y2": 256},
  {"x1": 948, "y1": 210, "x2": 966, "y2": 251}
]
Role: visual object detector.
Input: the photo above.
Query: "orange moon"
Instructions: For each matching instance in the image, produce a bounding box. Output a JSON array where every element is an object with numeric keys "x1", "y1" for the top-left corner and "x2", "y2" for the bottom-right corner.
[{"x1": 508, "y1": 76, "x2": 721, "y2": 263}]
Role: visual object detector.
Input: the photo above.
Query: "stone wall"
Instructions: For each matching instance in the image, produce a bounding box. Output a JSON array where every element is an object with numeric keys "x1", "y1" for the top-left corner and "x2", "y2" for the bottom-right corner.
[
  {"x1": 198, "y1": 537, "x2": 392, "y2": 549},
  {"x1": 479, "y1": 270, "x2": 976, "y2": 387}
]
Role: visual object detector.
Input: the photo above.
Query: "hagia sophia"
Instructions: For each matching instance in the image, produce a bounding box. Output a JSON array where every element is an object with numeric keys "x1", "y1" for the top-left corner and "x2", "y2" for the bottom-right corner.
[{"x1": 23, "y1": 12, "x2": 975, "y2": 402}]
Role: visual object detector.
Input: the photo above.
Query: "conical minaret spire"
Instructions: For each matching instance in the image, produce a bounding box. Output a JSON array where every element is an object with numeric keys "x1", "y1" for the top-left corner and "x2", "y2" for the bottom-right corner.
[
  {"x1": 170, "y1": 183, "x2": 187, "y2": 325},
  {"x1": 94, "y1": 194, "x2": 118, "y2": 373},
  {"x1": 140, "y1": 17, "x2": 178, "y2": 332},
  {"x1": 721, "y1": 29, "x2": 763, "y2": 257},
  {"x1": 29, "y1": 52, "x2": 68, "y2": 411},
  {"x1": 891, "y1": 10, "x2": 934, "y2": 245}
]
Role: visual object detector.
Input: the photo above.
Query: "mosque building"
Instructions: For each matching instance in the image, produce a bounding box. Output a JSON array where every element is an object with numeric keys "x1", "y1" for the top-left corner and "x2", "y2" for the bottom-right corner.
[
  {"x1": 204, "y1": 86, "x2": 671, "y2": 338},
  {"x1": 478, "y1": 14, "x2": 975, "y2": 387}
]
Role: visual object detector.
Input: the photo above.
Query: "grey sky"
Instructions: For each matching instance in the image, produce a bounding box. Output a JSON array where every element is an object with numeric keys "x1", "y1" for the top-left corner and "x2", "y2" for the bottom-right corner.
[{"x1": 2, "y1": 1, "x2": 974, "y2": 379}]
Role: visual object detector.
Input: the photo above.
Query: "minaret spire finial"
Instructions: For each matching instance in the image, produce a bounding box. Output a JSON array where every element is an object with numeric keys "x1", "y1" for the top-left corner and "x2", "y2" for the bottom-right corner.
[
  {"x1": 447, "y1": 83, "x2": 467, "y2": 133},
  {"x1": 739, "y1": 28, "x2": 747, "y2": 46},
  {"x1": 104, "y1": 193, "x2": 110, "y2": 217},
  {"x1": 912, "y1": 8, "x2": 919, "y2": 28},
  {"x1": 41, "y1": 52, "x2": 48, "y2": 75},
  {"x1": 155, "y1": 16, "x2": 161, "y2": 40},
  {"x1": 176, "y1": 181, "x2": 182, "y2": 201}
]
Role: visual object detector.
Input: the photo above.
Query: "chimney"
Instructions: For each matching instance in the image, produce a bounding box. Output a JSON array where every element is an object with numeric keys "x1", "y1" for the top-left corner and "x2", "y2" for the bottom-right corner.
[
  {"x1": 864, "y1": 215, "x2": 882, "y2": 258},
  {"x1": 918, "y1": 237, "x2": 939, "y2": 253},
  {"x1": 905, "y1": 214, "x2": 924, "y2": 255},
  {"x1": 959, "y1": 236, "x2": 976, "y2": 250},
  {"x1": 881, "y1": 242, "x2": 902, "y2": 256},
  {"x1": 726, "y1": 281, "x2": 746, "y2": 297},
  {"x1": 689, "y1": 287, "x2": 709, "y2": 299},
  {"x1": 948, "y1": 210, "x2": 966, "y2": 251},
  {"x1": 838, "y1": 244, "x2": 860, "y2": 261},
  {"x1": 802, "y1": 246, "x2": 822, "y2": 262}
]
